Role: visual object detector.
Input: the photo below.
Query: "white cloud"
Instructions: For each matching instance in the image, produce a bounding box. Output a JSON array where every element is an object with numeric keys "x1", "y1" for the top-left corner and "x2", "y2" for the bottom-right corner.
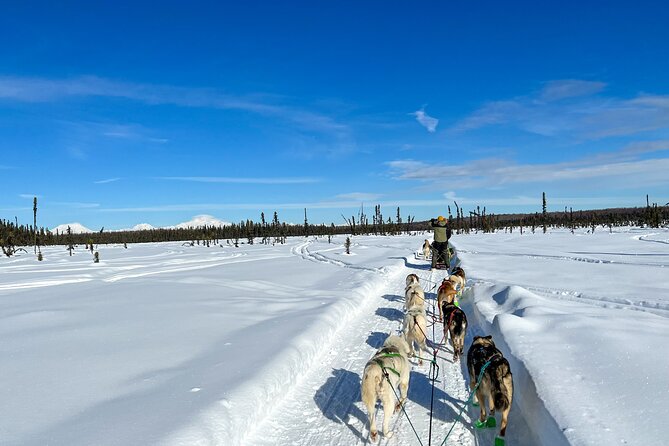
[
  {"x1": 18, "y1": 194, "x2": 40, "y2": 199},
  {"x1": 441, "y1": 191, "x2": 640, "y2": 207},
  {"x1": 51, "y1": 202, "x2": 101, "y2": 209},
  {"x1": 0, "y1": 75, "x2": 349, "y2": 138},
  {"x1": 99, "y1": 199, "x2": 452, "y2": 213},
  {"x1": 412, "y1": 108, "x2": 439, "y2": 133},
  {"x1": 155, "y1": 176, "x2": 321, "y2": 185},
  {"x1": 451, "y1": 80, "x2": 669, "y2": 140},
  {"x1": 539, "y1": 80, "x2": 606, "y2": 102},
  {"x1": 335, "y1": 192, "x2": 383, "y2": 201},
  {"x1": 94, "y1": 178, "x2": 121, "y2": 184},
  {"x1": 388, "y1": 151, "x2": 669, "y2": 190}
]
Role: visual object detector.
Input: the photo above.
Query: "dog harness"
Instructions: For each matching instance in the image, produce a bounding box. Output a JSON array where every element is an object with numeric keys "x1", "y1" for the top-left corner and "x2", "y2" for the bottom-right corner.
[
  {"x1": 447, "y1": 307, "x2": 457, "y2": 328},
  {"x1": 374, "y1": 352, "x2": 403, "y2": 378},
  {"x1": 478, "y1": 352, "x2": 501, "y2": 377}
]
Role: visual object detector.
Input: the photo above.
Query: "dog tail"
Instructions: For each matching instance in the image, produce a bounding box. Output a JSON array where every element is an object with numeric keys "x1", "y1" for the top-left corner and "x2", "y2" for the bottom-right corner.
[
  {"x1": 493, "y1": 360, "x2": 513, "y2": 412},
  {"x1": 362, "y1": 365, "x2": 384, "y2": 408},
  {"x1": 494, "y1": 390, "x2": 509, "y2": 412}
]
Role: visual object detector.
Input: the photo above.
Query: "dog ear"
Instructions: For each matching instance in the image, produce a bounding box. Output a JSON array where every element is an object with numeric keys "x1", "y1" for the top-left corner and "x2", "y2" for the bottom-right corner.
[{"x1": 484, "y1": 335, "x2": 493, "y2": 340}]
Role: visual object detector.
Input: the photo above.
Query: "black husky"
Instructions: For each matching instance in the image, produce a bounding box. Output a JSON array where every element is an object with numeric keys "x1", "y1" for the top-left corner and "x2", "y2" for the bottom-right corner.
[
  {"x1": 441, "y1": 302, "x2": 467, "y2": 360},
  {"x1": 466, "y1": 335, "x2": 513, "y2": 439}
]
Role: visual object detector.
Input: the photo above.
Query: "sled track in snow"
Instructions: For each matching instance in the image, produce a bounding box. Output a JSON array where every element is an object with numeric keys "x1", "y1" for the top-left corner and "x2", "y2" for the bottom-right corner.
[
  {"x1": 247, "y1": 241, "x2": 544, "y2": 446},
  {"x1": 291, "y1": 240, "x2": 385, "y2": 274},
  {"x1": 523, "y1": 284, "x2": 669, "y2": 318},
  {"x1": 456, "y1": 249, "x2": 669, "y2": 269}
]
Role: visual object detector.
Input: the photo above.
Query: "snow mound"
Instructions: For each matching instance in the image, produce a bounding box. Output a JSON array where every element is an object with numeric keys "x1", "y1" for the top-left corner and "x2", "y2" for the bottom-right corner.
[{"x1": 51, "y1": 223, "x2": 92, "y2": 234}]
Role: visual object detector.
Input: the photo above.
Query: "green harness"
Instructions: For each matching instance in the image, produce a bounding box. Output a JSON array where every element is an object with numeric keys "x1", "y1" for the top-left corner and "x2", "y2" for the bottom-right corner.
[{"x1": 374, "y1": 352, "x2": 403, "y2": 378}]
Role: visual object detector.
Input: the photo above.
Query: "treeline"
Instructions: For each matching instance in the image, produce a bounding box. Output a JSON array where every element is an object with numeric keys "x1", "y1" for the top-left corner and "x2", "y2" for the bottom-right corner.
[
  {"x1": 1, "y1": 200, "x2": 667, "y2": 257},
  {"x1": 447, "y1": 197, "x2": 668, "y2": 235},
  {"x1": 0, "y1": 207, "x2": 424, "y2": 256}
]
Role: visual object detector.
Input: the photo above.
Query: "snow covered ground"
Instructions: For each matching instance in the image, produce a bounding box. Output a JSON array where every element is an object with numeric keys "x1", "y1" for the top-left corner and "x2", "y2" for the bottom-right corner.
[{"x1": 1, "y1": 227, "x2": 667, "y2": 445}]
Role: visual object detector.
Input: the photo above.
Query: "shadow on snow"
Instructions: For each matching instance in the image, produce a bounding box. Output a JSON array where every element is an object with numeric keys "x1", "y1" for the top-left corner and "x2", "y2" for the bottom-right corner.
[{"x1": 314, "y1": 368, "x2": 367, "y2": 442}]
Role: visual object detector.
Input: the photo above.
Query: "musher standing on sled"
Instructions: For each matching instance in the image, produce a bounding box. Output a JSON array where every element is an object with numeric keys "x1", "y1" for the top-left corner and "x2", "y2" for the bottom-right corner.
[{"x1": 429, "y1": 215, "x2": 452, "y2": 270}]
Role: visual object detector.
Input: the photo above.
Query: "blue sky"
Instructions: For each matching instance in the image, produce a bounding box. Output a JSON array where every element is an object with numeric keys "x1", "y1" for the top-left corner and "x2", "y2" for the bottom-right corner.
[{"x1": 1, "y1": 1, "x2": 668, "y2": 229}]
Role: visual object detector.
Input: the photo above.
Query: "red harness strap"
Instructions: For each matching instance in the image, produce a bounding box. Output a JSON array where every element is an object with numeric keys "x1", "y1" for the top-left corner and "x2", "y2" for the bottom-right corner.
[{"x1": 447, "y1": 309, "x2": 456, "y2": 329}]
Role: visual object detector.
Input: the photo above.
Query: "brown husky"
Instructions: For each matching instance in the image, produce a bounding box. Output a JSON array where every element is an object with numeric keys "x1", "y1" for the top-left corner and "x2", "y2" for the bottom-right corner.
[
  {"x1": 437, "y1": 278, "x2": 458, "y2": 321},
  {"x1": 450, "y1": 266, "x2": 466, "y2": 293}
]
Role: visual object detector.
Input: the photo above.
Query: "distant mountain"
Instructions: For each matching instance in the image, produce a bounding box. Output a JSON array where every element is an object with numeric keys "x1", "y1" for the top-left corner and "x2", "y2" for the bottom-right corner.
[
  {"x1": 52, "y1": 215, "x2": 231, "y2": 234},
  {"x1": 171, "y1": 214, "x2": 231, "y2": 229},
  {"x1": 51, "y1": 223, "x2": 93, "y2": 234},
  {"x1": 131, "y1": 223, "x2": 155, "y2": 231}
]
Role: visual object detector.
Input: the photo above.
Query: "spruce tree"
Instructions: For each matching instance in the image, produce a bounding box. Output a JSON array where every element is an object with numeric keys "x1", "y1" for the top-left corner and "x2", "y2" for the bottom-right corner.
[
  {"x1": 67, "y1": 226, "x2": 74, "y2": 256},
  {"x1": 542, "y1": 192, "x2": 547, "y2": 234},
  {"x1": 33, "y1": 197, "x2": 38, "y2": 254}
]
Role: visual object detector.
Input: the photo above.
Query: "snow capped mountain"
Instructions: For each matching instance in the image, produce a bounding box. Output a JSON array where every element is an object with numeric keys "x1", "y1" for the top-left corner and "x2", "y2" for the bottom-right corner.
[
  {"x1": 172, "y1": 214, "x2": 231, "y2": 229},
  {"x1": 131, "y1": 223, "x2": 155, "y2": 231},
  {"x1": 52, "y1": 216, "x2": 230, "y2": 233},
  {"x1": 51, "y1": 223, "x2": 93, "y2": 234}
]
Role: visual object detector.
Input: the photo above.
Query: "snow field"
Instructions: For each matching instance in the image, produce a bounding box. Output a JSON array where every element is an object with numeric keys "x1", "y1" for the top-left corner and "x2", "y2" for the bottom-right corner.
[{"x1": 1, "y1": 227, "x2": 667, "y2": 445}]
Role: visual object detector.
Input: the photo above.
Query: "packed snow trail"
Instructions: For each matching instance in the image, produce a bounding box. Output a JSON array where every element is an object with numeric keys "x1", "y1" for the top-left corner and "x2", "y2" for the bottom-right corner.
[{"x1": 246, "y1": 242, "x2": 537, "y2": 446}]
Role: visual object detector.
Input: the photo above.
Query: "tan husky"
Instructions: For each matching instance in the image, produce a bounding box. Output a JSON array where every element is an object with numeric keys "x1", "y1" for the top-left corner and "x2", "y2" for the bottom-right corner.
[
  {"x1": 405, "y1": 283, "x2": 425, "y2": 311},
  {"x1": 405, "y1": 273, "x2": 420, "y2": 288},
  {"x1": 361, "y1": 334, "x2": 412, "y2": 441},
  {"x1": 403, "y1": 306, "x2": 429, "y2": 364},
  {"x1": 422, "y1": 239, "x2": 431, "y2": 259}
]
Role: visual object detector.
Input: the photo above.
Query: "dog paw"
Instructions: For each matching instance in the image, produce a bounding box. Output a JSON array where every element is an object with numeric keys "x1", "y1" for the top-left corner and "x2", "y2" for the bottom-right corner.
[
  {"x1": 385, "y1": 431, "x2": 394, "y2": 439},
  {"x1": 394, "y1": 402, "x2": 402, "y2": 413},
  {"x1": 370, "y1": 431, "x2": 378, "y2": 442}
]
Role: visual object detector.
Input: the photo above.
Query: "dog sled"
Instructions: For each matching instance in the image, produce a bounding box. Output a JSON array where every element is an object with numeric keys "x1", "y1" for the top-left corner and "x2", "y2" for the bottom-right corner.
[{"x1": 431, "y1": 243, "x2": 451, "y2": 271}]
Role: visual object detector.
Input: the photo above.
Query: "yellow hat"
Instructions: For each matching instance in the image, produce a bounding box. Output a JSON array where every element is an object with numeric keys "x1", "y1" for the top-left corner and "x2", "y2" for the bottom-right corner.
[{"x1": 437, "y1": 215, "x2": 445, "y2": 221}]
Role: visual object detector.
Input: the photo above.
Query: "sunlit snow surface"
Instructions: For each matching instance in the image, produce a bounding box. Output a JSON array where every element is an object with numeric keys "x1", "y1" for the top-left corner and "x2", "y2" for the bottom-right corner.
[{"x1": 1, "y1": 227, "x2": 667, "y2": 445}]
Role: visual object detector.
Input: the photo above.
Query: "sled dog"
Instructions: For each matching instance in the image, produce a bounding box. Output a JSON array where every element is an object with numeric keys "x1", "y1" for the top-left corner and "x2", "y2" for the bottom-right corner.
[
  {"x1": 450, "y1": 266, "x2": 466, "y2": 292},
  {"x1": 422, "y1": 239, "x2": 431, "y2": 259},
  {"x1": 405, "y1": 273, "x2": 420, "y2": 288},
  {"x1": 403, "y1": 306, "x2": 428, "y2": 363},
  {"x1": 437, "y1": 278, "x2": 458, "y2": 321},
  {"x1": 442, "y1": 302, "x2": 467, "y2": 360},
  {"x1": 405, "y1": 283, "x2": 425, "y2": 311},
  {"x1": 361, "y1": 334, "x2": 412, "y2": 441},
  {"x1": 467, "y1": 336, "x2": 513, "y2": 440}
]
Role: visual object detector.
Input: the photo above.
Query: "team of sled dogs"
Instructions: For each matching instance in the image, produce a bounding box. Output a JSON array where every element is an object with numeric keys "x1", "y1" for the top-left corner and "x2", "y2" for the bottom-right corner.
[{"x1": 362, "y1": 265, "x2": 514, "y2": 443}]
